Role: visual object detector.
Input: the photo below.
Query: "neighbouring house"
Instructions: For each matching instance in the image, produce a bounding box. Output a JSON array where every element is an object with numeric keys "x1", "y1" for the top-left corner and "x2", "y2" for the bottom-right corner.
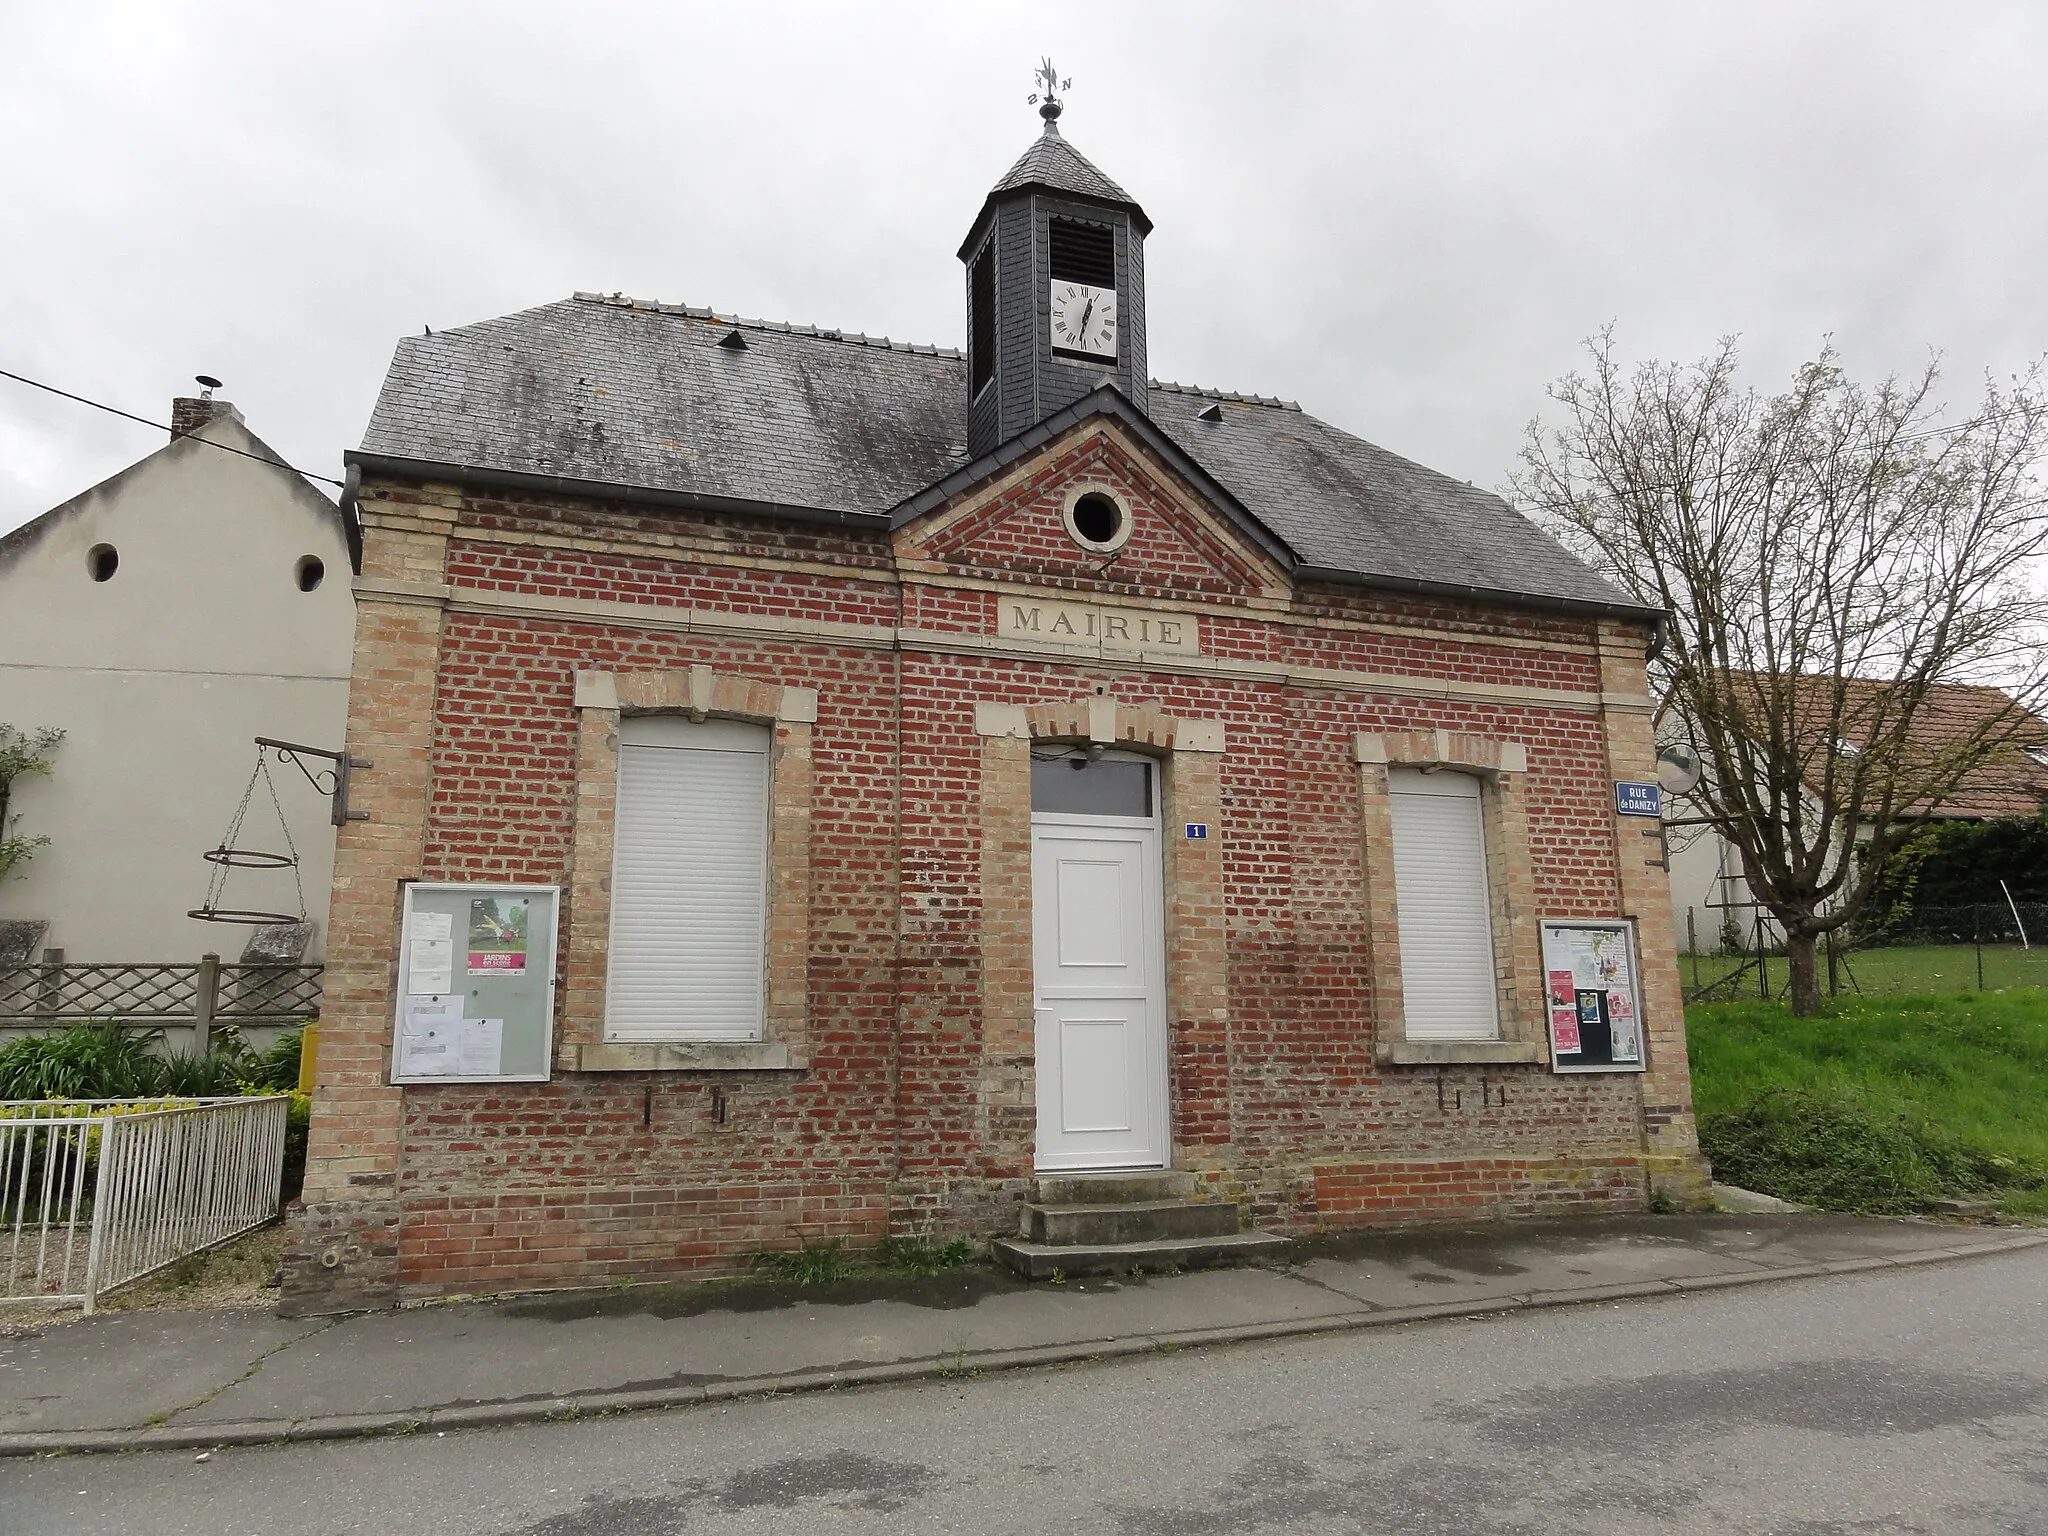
[
  {"x1": 0, "y1": 390, "x2": 359, "y2": 988},
  {"x1": 285, "y1": 99, "x2": 1707, "y2": 1313},
  {"x1": 1665, "y1": 679, "x2": 2048, "y2": 951}
]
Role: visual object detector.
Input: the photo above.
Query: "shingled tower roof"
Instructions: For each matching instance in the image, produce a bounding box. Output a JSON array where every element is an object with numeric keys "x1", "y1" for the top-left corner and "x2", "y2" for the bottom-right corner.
[
  {"x1": 963, "y1": 103, "x2": 1153, "y2": 248},
  {"x1": 988, "y1": 124, "x2": 1150, "y2": 227}
]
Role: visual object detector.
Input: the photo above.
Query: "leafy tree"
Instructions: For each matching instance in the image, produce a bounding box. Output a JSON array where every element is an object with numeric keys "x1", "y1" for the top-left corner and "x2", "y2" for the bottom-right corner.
[
  {"x1": 0, "y1": 723, "x2": 63, "y2": 883},
  {"x1": 1516, "y1": 334, "x2": 2048, "y2": 1014},
  {"x1": 1857, "y1": 814, "x2": 2048, "y2": 938}
]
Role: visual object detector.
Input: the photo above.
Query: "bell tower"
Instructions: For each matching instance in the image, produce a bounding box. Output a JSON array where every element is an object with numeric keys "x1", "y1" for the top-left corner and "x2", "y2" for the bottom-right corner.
[{"x1": 960, "y1": 66, "x2": 1152, "y2": 459}]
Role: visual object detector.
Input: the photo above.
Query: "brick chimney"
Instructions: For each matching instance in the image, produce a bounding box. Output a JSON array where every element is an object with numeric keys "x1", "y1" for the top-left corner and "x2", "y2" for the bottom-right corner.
[{"x1": 171, "y1": 374, "x2": 225, "y2": 439}]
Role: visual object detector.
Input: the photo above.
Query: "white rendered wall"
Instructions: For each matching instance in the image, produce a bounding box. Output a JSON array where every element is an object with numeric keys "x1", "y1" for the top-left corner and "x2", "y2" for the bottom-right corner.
[{"x1": 0, "y1": 413, "x2": 354, "y2": 962}]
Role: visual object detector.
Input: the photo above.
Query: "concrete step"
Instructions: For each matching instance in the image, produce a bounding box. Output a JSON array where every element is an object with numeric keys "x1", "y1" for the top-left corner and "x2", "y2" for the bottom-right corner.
[
  {"x1": 1024, "y1": 1198, "x2": 1241, "y2": 1245},
  {"x1": 990, "y1": 1230, "x2": 1292, "y2": 1280},
  {"x1": 1031, "y1": 1170, "x2": 1198, "y2": 1205}
]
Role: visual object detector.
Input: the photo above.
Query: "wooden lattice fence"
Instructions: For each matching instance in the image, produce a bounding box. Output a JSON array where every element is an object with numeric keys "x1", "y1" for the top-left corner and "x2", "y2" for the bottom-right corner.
[{"x1": 0, "y1": 956, "x2": 321, "y2": 1045}]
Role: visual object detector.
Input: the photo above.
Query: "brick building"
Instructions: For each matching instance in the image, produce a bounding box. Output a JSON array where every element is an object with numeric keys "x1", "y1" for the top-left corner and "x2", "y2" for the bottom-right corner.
[{"x1": 285, "y1": 98, "x2": 1707, "y2": 1312}]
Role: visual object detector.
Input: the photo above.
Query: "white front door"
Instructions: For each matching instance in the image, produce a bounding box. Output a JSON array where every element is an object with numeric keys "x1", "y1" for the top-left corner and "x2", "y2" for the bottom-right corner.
[{"x1": 1030, "y1": 758, "x2": 1168, "y2": 1172}]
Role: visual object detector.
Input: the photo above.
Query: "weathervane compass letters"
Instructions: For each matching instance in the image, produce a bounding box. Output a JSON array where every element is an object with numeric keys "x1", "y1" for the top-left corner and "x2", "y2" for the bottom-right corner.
[{"x1": 1027, "y1": 57, "x2": 1072, "y2": 127}]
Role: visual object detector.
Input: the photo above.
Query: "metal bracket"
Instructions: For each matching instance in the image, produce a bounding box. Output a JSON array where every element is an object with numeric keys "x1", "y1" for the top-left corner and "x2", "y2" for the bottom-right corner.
[{"x1": 256, "y1": 737, "x2": 373, "y2": 826}]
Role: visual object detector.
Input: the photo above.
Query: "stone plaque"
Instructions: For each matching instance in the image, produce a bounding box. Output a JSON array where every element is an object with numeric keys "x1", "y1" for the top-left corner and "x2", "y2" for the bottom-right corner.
[
  {"x1": 242, "y1": 922, "x2": 316, "y2": 964},
  {"x1": 0, "y1": 919, "x2": 48, "y2": 968},
  {"x1": 996, "y1": 596, "x2": 1201, "y2": 657}
]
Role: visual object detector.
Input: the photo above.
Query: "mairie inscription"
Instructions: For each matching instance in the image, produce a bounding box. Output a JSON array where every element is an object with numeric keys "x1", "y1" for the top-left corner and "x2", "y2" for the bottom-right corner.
[{"x1": 996, "y1": 595, "x2": 1202, "y2": 657}]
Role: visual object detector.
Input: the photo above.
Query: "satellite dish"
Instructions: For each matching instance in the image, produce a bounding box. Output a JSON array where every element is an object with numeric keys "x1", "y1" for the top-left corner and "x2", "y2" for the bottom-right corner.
[{"x1": 1657, "y1": 742, "x2": 1704, "y2": 796}]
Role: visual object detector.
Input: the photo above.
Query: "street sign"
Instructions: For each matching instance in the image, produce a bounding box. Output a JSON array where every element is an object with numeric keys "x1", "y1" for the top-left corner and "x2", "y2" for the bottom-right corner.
[{"x1": 1615, "y1": 781, "x2": 1662, "y2": 818}]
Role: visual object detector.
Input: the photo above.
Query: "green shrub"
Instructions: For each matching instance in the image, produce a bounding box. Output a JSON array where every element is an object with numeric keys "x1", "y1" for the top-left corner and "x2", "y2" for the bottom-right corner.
[
  {"x1": 251, "y1": 1028, "x2": 305, "y2": 1092},
  {"x1": 0, "y1": 1022, "x2": 309, "y2": 1202},
  {"x1": 876, "y1": 1234, "x2": 974, "y2": 1276},
  {"x1": 280, "y1": 1090, "x2": 311, "y2": 1203},
  {"x1": 1699, "y1": 1085, "x2": 2043, "y2": 1213},
  {"x1": 0, "y1": 1021, "x2": 304, "y2": 1101},
  {"x1": 749, "y1": 1238, "x2": 857, "y2": 1285},
  {"x1": 1716, "y1": 914, "x2": 1750, "y2": 958},
  {"x1": 0, "y1": 1020, "x2": 164, "y2": 1099}
]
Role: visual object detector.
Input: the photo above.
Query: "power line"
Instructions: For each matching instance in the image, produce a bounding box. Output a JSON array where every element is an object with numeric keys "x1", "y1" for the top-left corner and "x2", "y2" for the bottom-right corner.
[{"x1": 0, "y1": 367, "x2": 345, "y2": 490}]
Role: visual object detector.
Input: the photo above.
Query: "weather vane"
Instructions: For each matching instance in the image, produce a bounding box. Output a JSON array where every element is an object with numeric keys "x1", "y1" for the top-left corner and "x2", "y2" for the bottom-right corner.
[{"x1": 1027, "y1": 57, "x2": 1071, "y2": 125}]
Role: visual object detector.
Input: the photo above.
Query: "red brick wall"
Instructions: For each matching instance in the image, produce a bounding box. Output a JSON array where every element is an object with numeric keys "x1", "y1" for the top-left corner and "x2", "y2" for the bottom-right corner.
[{"x1": 363, "y1": 432, "x2": 1668, "y2": 1296}]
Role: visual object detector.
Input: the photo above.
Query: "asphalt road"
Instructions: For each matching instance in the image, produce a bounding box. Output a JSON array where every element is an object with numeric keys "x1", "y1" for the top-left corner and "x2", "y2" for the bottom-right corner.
[{"x1": 5, "y1": 1246, "x2": 2046, "y2": 1534}]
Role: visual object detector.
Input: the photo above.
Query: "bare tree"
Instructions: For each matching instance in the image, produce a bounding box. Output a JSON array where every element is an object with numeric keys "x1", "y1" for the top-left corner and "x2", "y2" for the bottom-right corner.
[{"x1": 1515, "y1": 332, "x2": 2048, "y2": 1014}]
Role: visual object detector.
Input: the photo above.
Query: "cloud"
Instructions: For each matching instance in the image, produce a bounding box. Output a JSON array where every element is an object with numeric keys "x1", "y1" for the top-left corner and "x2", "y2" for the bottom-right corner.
[{"x1": 3, "y1": 0, "x2": 2045, "y2": 533}]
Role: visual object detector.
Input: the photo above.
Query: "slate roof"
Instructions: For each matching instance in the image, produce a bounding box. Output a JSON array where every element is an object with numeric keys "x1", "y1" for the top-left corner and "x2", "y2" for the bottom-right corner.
[
  {"x1": 982, "y1": 122, "x2": 1152, "y2": 234},
  {"x1": 355, "y1": 296, "x2": 967, "y2": 525},
  {"x1": 352, "y1": 291, "x2": 1649, "y2": 618},
  {"x1": 1145, "y1": 384, "x2": 1637, "y2": 611}
]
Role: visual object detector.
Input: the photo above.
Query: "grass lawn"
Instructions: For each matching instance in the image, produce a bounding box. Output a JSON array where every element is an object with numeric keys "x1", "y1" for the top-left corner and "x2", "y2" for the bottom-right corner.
[
  {"x1": 1681, "y1": 943, "x2": 2048, "y2": 998},
  {"x1": 1686, "y1": 988, "x2": 2048, "y2": 1219}
]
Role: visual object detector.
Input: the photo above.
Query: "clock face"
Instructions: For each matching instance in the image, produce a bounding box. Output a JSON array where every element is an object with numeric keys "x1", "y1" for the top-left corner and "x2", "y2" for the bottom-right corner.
[{"x1": 1050, "y1": 281, "x2": 1118, "y2": 361}]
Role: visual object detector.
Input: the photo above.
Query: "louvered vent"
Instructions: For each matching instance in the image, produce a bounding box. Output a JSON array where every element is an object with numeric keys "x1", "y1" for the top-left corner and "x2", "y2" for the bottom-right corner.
[
  {"x1": 969, "y1": 243, "x2": 996, "y2": 397},
  {"x1": 1048, "y1": 218, "x2": 1115, "y2": 288}
]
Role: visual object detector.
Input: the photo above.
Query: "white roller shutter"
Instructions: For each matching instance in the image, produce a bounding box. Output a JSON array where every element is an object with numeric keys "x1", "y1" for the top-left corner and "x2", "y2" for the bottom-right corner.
[
  {"x1": 1387, "y1": 768, "x2": 1500, "y2": 1040},
  {"x1": 606, "y1": 716, "x2": 770, "y2": 1041}
]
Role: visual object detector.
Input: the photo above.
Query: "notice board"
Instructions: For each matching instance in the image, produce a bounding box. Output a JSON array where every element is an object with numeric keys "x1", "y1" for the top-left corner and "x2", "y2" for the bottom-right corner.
[
  {"x1": 389, "y1": 882, "x2": 557, "y2": 1084},
  {"x1": 1539, "y1": 919, "x2": 1647, "y2": 1075}
]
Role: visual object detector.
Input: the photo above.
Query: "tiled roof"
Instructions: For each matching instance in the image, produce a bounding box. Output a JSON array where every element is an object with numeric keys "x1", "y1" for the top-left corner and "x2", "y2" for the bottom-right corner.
[
  {"x1": 1745, "y1": 676, "x2": 2048, "y2": 819},
  {"x1": 353, "y1": 291, "x2": 1646, "y2": 615}
]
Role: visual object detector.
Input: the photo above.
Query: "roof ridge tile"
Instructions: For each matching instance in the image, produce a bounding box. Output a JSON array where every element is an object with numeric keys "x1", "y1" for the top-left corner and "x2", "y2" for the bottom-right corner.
[
  {"x1": 1150, "y1": 379, "x2": 1302, "y2": 411},
  {"x1": 570, "y1": 291, "x2": 964, "y2": 359}
]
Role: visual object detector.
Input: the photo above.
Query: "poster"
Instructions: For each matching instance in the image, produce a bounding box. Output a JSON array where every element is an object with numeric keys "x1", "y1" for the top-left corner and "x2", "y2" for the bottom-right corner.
[
  {"x1": 1605, "y1": 982, "x2": 1642, "y2": 1064},
  {"x1": 467, "y1": 897, "x2": 529, "y2": 976},
  {"x1": 407, "y1": 911, "x2": 454, "y2": 994},
  {"x1": 396, "y1": 994, "x2": 462, "y2": 1076},
  {"x1": 457, "y1": 1017, "x2": 505, "y2": 1077},
  {"x1": 1547, "y1": 968, "x2": 1582, "y2": 1053},
  {"x1": 1538, "y1": 921, "x2": 1644, "y2": 1071}
]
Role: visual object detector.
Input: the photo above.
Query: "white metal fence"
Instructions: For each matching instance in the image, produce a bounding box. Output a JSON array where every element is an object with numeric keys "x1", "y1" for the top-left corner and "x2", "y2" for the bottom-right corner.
[{"x1": 0, "y1": 1096, "x2": 289, "y2": 1312}]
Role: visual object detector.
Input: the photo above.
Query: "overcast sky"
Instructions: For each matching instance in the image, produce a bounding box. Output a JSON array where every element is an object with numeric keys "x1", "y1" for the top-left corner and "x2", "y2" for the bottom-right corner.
[{"x1": 3, "y1": 1, "x2": 2044, "y2": 538}]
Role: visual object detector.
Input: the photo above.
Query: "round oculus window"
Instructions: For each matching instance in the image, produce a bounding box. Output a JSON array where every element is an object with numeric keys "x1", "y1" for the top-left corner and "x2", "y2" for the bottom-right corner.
[
  {"x1": 86, "y1": 543, "x2": 118, "y2": 582},
  {"x1": 295, "y1": 555, "x2": 326, "y2": 592},
  {"x1": 1062, "y1": 487, "x2": 1131, "y2": 554}
]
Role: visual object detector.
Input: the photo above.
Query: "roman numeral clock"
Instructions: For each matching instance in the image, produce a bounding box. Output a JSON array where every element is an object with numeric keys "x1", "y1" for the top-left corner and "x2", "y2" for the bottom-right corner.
[{"x1": 1051, "y1": 280, "x2": 1117, "y2": 360}]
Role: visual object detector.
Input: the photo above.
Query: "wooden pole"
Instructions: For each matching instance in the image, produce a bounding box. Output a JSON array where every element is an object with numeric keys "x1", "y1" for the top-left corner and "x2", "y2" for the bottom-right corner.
[{"x1": 195, "y1": 953, "x2": 220, "y2": 1055}]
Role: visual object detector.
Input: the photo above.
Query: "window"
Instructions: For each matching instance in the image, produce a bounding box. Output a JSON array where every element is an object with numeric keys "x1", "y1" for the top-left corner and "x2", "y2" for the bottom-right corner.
[
  {"x1": 1030, "y1": 748, "x2": 1152, "y2": 817},
  {"x1": 295, "y1": 555, "x2": 325, "y2": 592},
  {"x1": 969, "y1": 244, "x2": 995, "y2": 398},
  {"x1": 1068, "y1": 492, "x2": 1122, "y2": 548},
  {"x1": 1386, "y1": 768, "x2": 1500, "y2": 1041},
  {"x1": 1061, "y1": 485, "x2": 1132, "y2": 555},
  {"x1": 86, "y1": 543, "x2": 118, "y2": 582},
  {"x1": 1048, "y1": 218, "x2": 1115, "y2": 288},
  {"x1": 605, "y1": 715, "x2": 769, "y2": 1042}
]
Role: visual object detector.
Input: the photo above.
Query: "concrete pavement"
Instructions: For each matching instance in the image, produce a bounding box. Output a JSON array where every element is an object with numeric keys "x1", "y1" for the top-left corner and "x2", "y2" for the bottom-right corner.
[
  {"x1": 12, "y1": 1245, "x2": 2048, "y2": 1535},
  {"x1": 1, "y1": 1212, "x2": 2040, "y2": 1457}
]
